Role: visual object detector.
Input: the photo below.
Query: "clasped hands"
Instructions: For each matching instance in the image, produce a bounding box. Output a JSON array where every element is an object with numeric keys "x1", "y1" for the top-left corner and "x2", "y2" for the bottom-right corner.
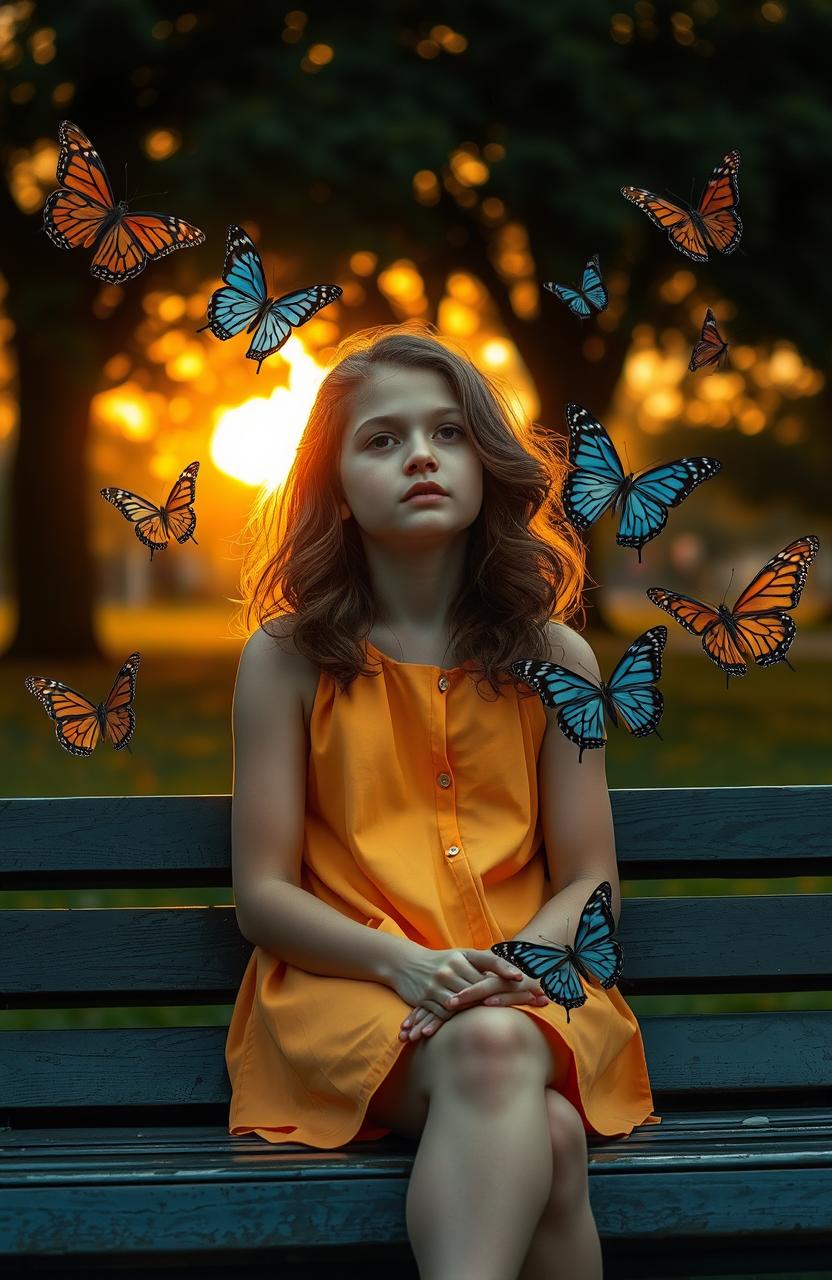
[{"x1": 399, "y1": 966, "x2": 549, "y2": 1042}]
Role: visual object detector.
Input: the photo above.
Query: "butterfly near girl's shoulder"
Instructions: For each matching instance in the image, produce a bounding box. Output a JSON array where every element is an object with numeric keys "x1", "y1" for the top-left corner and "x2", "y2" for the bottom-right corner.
[
  {"x1": 491, "y1": 881, "x2": 623, "y2": 1023},
  {"x1": 511, "y1": 626, "x2": 667, "y2": 763},
  {"x1": 563, "y1": 403, "x2": 721, "y2": 562},
  {"x1": 24, "y1": 652, "x2": 141, "y2": 757},
  {"x1": 689, "y1": 307, "x2": 729, "y2": 373},
  {"x1": 42, "y1": 121, "x2": 205, "y2": 283},
  {"x1": 198, "y1": 224, "x2": 342, "y2": 372},
  {"x1": 543, "y1": 253, "x2": 608, "y2": 319},
  {"x1": 647, "y1": 535, "x2": 819, "y2": 687},
  {"x1": 100, "y1": 460, "x2": 199, "y2": 562},
  {"x1": 621, "y1": 150, "x2": 742, "y2": 262}
]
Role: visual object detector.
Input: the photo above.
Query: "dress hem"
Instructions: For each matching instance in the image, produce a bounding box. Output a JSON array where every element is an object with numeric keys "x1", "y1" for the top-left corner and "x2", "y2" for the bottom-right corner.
[{"x1": 228, "y1": 1000, "x2": 661, "y2": 1150}]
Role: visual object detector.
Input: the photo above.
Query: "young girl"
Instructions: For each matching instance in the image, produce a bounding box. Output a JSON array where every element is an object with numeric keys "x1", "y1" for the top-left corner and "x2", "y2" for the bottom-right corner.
[{"x1": 225, "y1": 322, "x2": 660, "y2": 1280}]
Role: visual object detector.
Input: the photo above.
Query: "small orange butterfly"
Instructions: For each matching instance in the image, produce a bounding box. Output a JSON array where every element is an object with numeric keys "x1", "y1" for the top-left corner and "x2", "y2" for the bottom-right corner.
[
  {"x1": 42, "y1": 121, "x2": 205, "y2": 283},
  {"x1": 647, "y1": 536, "x2": 819, "y2": 686},
  {"x1": 100, "y1": 460, "x2": 199, "y2": 561},
  {"x1": 25, "y1": 652, "x2": 141, "y2": 756},
  {"x1": 621, "y1": 151, "x2": 742, "y2": 262},
  {"x1": 689, "y1": 308, "x2": 730, "y2": 373}
]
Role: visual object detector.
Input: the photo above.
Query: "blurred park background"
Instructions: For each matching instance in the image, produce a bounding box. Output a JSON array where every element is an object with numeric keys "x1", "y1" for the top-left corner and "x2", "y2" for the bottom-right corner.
[{"x1": 1, "y1": 2, "x2": 830, "y2": 1035}]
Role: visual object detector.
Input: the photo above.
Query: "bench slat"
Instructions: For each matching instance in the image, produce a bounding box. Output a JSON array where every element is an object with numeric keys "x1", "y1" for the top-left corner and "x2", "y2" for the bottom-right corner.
[
  {"x1": 1, "y1": 1132, "x2": 831, "y2": 1253},
  {"x1": 1, "y1": 1014, "x2": 831, "y2": 1110},
  {"x1": 2, "y1": 896, "x2": 831, "y2": 1003},
  {"x1": 2, "y1": 787, "x2": 831, "y2": 887}
]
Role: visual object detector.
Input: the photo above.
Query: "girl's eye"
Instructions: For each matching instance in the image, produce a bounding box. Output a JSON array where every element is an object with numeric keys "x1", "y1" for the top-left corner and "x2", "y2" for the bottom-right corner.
[{"x1": 368, "y1": 425, "x2": 463, "y2": 449}]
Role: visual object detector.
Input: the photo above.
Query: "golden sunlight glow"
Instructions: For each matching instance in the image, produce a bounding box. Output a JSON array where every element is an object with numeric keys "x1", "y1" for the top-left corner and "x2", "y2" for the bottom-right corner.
[
  {"x1": 450, "y1": 149, "x2": 489, "y2": 187},
  {"x1": 8, "y1": 138, "x2": 59, "y2": 213},
  {"x1": 144, "y1": 129, "x2": 181, "y2": 160},
  {"x1": 95, "y1": 384, "x2": 153, "y2": 440},
  {"x1": 377, "y1": 260, "x2": 427, "y2": 317},
  {"x1": 481, "y1": 338, "x2": 511, "y2": 368},
  {"x1": 350, "y1": 250, "x2": 378, "y2": 276},
  {"x1": 211, "y1": 341, "x2": 328, "y2": 489}
]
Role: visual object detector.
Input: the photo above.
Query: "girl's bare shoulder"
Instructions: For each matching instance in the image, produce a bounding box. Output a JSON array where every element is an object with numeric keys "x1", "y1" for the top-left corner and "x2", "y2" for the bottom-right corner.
[
  {"x1": 245, "y1": 617, "x2": 321, "y2": 730},
  {"x1": 543, "y1": 621, "x2": 602, "y2": 680}
]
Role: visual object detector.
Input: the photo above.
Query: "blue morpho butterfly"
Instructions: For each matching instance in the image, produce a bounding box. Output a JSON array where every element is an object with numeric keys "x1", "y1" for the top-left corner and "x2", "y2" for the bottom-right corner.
[
  {"x1": 510, "y1": 626, "x2": 668, "y2": 763},
  {"x1": 543, "y1": 253, "x2": 608, "y2": 318},
  {"x1": 198, "y1": 224, "x2": 342, "y2": 372},
  {"x1": 563, "y1": 402, "x2": 721, "y2": 562},
  {"x1": 491, "y1": 881, "x2": 623, "y2": 1023}
]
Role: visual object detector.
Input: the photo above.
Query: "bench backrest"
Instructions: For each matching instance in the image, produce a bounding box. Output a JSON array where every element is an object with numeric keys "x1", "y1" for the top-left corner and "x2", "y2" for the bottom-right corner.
[{"x1": 2, "y1": 787, "x2": 831, "y2": 1129}]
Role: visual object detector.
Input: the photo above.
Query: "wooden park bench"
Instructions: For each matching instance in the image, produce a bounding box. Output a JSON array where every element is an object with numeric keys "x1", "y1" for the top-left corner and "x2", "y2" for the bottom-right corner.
[{"x1": 2, "y1": 786, "x2": 831, "y2": 1278}]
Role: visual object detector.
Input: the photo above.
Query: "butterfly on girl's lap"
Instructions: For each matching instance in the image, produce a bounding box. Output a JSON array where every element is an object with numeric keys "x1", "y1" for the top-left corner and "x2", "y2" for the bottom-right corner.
[
  {"x1": 24, "y1": 653, "x2": 141, "y2": 757},
  {"x1": 647, "y1": 535, "x2": 820, "y2": 686},
  {"x1": 199, "y1": 224, "x2": 342, "y2": 371},
  {"x1": 563, "y1": 403, "x2": 721, "y2": 561},
  {"x1": 42, "y1": 121, "x2": 205, "y2": 283},
  {"x1": 621, "y1": 150, "x2": 742, "y2": 262},
  {"x1": 511, "y1": 627, "x2": 667, "y2": 762},
  {"x1": 491, "y1": 881, "x2": 623, "y2": 1023}
]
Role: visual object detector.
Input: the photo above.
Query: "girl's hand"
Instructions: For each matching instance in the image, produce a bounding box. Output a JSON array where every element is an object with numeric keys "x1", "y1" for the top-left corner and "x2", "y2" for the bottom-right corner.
[{"x1": 399, "y1": 972, "x2": 549, "y2": 1042}]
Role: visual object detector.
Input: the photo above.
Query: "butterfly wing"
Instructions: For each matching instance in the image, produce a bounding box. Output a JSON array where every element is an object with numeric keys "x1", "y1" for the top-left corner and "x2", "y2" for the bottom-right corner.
[
  {"x1": 100, "y1": 487, "x2": 169, "y2": 553},
  {"x1": 491, "y1": 939, "x2": 587, "y2": 1018},
  {"x1": 689, "y1": 308, "x2": 729, "y2": 373},
  {"x1": 203, "y1": 224, "x2": 267, "y2": 339},
  {"x1": 619, "y1": 457, "x2": 722, "y2": 556},
  {"x1": 605, "y1": 626, "x2": 667, "y2": 738},
  {"x1": 102, "y1": 652, "x2": 141, "y2": 751},
  {"x1": 162, "y1": 460, "x2": 199, "y2": 543},
  {"x1": 90, "y1": 212, "x2": 204, "y2": 285},
  {"x1": 620, "y1": 184, "x2": 708, "y2": 261},
  {"x1": 729, "y1": 535, "x2": 819, "y2": 668},
  {"x1": 580, "y1": 254, "x2": 608, "y2": 311},
  {"x1": 544, "y1": 255, "x2": 608, "y2": 318},
  {"x1": 246, "y1": 284, "x2": 343, "y2": 371},
  {"x1": 24, "y1": 674, "x2": 102, "y2": 757},
  {"x1": 572, "y1": 881, "x2": 624, "y2": 988},
  {"x1": 646, "y1": 587, "x2": 745, "y2": 675},
  {"x1": 697, "y1": 150, "x2": 742, "y2": 255},
  {"x1": 545, "y1": 281, "x2": 592, "y2": 319},
  {"x1": 511, "y1": 659, "x2": 607, "y2": 762},
  {"x1": 562, "y1": 403, "x2": 626, "y2": 531},
  {"x1": 42, "y1": 120, "x2": 114, "y2": 250}
]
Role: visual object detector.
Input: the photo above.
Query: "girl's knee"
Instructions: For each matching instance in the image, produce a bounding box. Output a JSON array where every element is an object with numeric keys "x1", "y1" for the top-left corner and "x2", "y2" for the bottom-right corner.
[{"x1": 422, "y1": 1005, "x2": 555, "y2": 1094}]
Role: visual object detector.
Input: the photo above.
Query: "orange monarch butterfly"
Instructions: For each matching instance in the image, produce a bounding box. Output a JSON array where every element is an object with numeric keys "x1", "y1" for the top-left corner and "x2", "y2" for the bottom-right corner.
[
  {"x1": 42, "y1": 121, "x2": 205, "y2": 283},
  {"x1": 689, "y1": 307, "x2": 730, "y2": 373},
  {"x1": 24, "y1": 652, "x2": 141, "y2": 757},
  {"x1": 647, "y1": 535, "x2": 819, "y2": 686},
  {"x1": 100, "y1": 460, "x2": 199, "y2": 561},
  {"x1": 621, "y1": 150, "x2": 742, "y2": 262}
]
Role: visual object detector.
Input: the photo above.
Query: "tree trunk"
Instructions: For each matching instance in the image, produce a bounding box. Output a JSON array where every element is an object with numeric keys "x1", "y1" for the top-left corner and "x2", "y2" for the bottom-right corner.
[{"x1": 2, "y1": 181, "x2": 141, "y2": 661}]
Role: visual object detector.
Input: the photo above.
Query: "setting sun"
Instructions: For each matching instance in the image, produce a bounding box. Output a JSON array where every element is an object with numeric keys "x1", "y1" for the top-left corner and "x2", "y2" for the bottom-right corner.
[{"x1": 211, "y1": 339, "x2": 328, "y2": 489}]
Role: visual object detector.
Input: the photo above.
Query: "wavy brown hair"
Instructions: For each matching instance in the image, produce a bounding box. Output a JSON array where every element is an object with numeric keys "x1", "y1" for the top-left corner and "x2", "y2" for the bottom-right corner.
[{"x1": 230, "y1": 321, "x2": 586, "y2": 699}]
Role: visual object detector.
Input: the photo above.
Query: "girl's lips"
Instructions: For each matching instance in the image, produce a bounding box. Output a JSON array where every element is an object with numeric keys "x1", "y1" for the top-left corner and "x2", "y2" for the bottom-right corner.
[{"x1": 404, "y1": 492, "x2": 448, "y2": 503}]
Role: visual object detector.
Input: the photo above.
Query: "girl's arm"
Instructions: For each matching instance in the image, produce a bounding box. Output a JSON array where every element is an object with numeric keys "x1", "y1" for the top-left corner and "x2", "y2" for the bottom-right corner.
[
  {"x1": 508, "y1": 623, "x2": 621, "y2": 947},
  {"x1": 232, "y1": 626, "x2": 419, "y2": 983}
]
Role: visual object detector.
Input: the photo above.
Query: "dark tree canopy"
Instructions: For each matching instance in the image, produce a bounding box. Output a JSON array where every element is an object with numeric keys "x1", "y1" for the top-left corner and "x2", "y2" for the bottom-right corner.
[{"x1": 1, "y1": 0, "x2": 829, "y2": 655}]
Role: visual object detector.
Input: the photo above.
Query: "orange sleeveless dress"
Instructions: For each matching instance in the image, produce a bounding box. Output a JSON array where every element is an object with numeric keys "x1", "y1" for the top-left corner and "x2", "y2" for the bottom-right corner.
[{"x1": 225, "y1": 636, "x2": 661, "y2": 1149}]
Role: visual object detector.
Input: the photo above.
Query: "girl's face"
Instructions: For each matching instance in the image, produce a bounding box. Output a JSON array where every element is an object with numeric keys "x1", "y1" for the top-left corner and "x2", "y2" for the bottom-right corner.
[{"x1": 339, "y1": 364, "x2": 484, "y2": 543}]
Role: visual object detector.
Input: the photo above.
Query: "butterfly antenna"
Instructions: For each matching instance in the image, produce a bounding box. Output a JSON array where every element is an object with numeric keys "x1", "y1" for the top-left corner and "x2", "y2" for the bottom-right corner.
[
  {"x1": 667, "y1": 188, "x2": 692, "y2": 210},
  {"x1": 720, "y1": 567, "x2": 735, "y2": 608},
  {"x1": 132, "y1": 189, "x2": 169, "y2": 202}
]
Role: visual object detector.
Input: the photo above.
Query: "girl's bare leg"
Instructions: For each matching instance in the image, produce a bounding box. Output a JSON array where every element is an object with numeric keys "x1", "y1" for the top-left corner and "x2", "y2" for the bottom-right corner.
[{"x1": 403, "y1": 1008, "x2": 556, "y2": 1280}]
